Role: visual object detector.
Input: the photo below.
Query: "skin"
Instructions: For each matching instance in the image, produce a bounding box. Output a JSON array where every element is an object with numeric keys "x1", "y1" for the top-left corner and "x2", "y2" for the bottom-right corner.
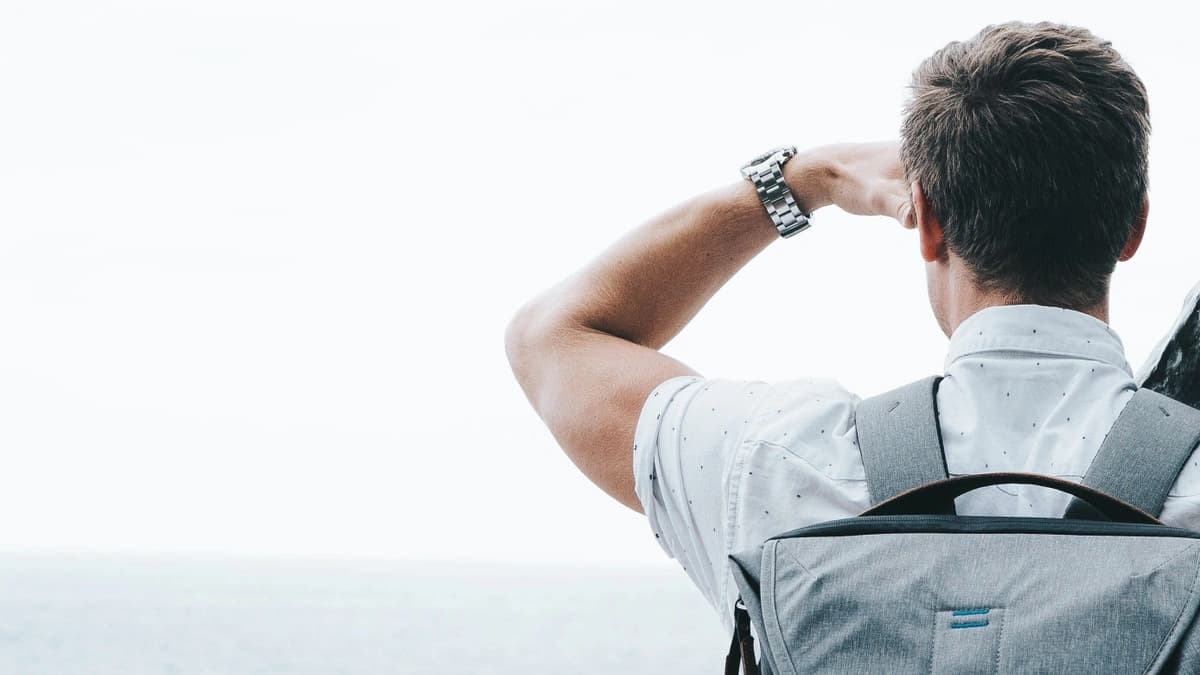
[
  {"x1": 911, "y1": 180, "x2": 1149, "y2": 335},
  {"x1": 503, "y1": 141, "x2": 1150, "y2": 513}
]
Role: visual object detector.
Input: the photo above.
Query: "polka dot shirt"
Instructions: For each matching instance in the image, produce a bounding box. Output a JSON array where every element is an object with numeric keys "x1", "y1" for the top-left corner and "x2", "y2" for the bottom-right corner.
[{"x1": 631, "y1": 303, "x2": 1200, "y2": 635}]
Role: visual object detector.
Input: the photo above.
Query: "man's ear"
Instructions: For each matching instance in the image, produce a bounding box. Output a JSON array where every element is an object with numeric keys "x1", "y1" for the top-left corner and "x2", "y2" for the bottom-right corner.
[
  {"x1": 913, "y1": 180, "x2": 947, "y2": 263},
  {"x1": 1117, "y1": 194, "x2": 1149, "y2": 262}
]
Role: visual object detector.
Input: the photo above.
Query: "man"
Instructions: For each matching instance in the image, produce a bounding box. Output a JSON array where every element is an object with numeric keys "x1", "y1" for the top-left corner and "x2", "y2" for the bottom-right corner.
[{"x1": 504, "y1": 21, "x2": 1200, "y2": 634}]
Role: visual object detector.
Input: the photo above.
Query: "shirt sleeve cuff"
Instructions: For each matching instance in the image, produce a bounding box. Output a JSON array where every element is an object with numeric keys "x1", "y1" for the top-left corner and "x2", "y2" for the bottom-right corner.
[{"x1": 631, "y1": 374, "x2": 705, "y2": 555}]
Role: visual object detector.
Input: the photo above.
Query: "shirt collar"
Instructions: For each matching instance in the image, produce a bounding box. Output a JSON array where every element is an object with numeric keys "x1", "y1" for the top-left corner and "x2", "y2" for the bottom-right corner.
[{"x1": 944, "y1": 303, "x2": 1132, "y2": 375}]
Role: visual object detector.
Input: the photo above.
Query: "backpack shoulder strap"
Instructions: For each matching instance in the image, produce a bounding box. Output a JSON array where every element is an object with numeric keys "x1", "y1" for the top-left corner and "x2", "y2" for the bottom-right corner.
[
  {"x1": 1067, "y1": 387, "x2": 1200, "y2": 518},
  {"x1": 854, "y1": 375, "x2": 949, "y2": 506}
]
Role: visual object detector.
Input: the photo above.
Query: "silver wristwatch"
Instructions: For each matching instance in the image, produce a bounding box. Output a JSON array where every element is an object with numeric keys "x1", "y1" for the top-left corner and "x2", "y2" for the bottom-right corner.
[{"x1": 740, "y1": 145, "x2": 811, "y2": 238}]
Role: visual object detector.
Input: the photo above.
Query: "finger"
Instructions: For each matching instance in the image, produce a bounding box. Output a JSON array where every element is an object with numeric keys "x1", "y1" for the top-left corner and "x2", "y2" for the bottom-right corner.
[{"x1": 891, "y1": 197, "x2": 915, "y2": 229}]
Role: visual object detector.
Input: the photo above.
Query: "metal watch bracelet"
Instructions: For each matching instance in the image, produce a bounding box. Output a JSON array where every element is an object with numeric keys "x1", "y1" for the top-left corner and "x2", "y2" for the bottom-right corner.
[{"x1": 740, "y1": 146, "x2": 812, "y2": 238}]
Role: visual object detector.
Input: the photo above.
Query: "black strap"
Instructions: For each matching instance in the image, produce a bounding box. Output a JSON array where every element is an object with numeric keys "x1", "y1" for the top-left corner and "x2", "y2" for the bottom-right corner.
[
  {"x1": 1064, "y1": 387, "x2": 1200, "y2": 519},
  {"x1": 864, "y1": 471, "x2": 1160, "y2": 524},
  {"x1": 854, "y1": 375, "x2": 952, "y2": 508},
  {"x1": 724, "y1": 601, "x2": 760, "y2": 675}
]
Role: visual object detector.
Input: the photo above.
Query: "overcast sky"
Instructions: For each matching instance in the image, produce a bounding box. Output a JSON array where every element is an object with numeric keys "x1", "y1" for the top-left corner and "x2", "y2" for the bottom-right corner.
[{"x1": 1, "y1": 1, "x2": 1197, "y2": 563}]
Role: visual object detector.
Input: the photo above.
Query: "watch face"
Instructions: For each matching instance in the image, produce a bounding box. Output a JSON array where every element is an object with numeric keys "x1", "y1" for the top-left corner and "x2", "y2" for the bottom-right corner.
[
  {"x1": 746, "y1": 147, "x2": 782, "y2": 167},
  {"x1": 741, "y1": 146, "x2": 796, "y2": 177}
]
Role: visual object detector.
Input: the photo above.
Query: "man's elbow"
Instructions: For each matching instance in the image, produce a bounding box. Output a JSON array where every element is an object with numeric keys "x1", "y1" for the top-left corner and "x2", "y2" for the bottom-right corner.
[
  {"x1": 507, "y1": 303, "x2": 587, "y2": 422},
  {"x1": 504, "y1": 303, "x2": 536, "y2": 368},
  {"x1": 504, "y1": 302, "x2": 556, "y2": 397}
]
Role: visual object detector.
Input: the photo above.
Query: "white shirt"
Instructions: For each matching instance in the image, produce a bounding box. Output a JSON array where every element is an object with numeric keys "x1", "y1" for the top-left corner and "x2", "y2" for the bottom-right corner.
[{"x1": 632, "y1": 303, "x2": 1200, "y2": 634}]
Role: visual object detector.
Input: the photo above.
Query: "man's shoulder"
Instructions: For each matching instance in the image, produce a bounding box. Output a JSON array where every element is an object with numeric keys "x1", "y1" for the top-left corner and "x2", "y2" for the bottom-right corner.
[
  {"x1": 637, "y1": 375, "x2": 861, "y2": 433},
  {"x1": 633, "y1": 374, "x2": 865, "y2": 474},
  {"x1": 725, "y1": 377, "x2": 867, "y2": 482},
  {"x1": 739, "y1": 376, "x2": 862, "y2": 429}
]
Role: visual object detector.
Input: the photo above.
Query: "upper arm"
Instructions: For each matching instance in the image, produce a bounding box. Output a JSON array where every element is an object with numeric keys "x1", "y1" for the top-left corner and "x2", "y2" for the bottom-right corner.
[{"x1": 505, "y1": 315, "x2": 699, "y2": 512}]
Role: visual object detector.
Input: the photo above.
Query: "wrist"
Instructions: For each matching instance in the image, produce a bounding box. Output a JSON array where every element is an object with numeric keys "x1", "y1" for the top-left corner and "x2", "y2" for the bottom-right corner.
[{"x1": 782, "y1": 149, "x2": 836, "y2": 215}]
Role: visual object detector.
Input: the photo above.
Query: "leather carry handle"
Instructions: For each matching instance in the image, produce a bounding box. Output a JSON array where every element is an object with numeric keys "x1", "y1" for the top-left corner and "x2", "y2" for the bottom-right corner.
[{"x1": 859, "y1": 472, "x2": 1162, "y2": 525}]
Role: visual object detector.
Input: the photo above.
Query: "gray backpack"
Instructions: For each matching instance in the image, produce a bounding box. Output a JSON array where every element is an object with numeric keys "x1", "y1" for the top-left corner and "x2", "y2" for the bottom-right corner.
[{"x1": 724, "y1": 375, "x2": 1200, "y2": 674}]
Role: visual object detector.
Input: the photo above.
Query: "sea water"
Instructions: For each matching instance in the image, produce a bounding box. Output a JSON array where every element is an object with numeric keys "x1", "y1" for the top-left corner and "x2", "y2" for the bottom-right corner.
[{"x1": 0, "y1": 555, "x2": 725, "y2": 674}]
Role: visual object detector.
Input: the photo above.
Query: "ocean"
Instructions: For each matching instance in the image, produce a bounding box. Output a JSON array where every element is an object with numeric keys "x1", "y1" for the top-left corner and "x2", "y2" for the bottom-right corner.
[{"x1": 0, "y1": 555, "x2": 726, "y2": 674}]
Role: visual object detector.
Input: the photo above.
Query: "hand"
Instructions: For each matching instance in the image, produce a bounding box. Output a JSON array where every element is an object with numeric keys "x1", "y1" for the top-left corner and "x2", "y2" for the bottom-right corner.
[{"x1": 789, "y1": 141, "x2": 915, "y2": 229}]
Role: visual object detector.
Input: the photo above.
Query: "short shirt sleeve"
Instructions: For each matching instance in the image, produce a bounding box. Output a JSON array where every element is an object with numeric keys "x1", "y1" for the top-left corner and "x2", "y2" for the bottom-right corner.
[
  {"x1": 633, "y1": 375, "x2": 871, "y2": 633},
  {"x1": 631, "y1": 375, "x2": 770, "y2": 615}
]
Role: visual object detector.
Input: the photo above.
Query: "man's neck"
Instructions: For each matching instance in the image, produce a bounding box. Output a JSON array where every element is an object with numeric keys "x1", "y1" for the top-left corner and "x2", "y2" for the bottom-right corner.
[{"x1": 942, "y1": 264, "x2": 1109, "y2": 335}]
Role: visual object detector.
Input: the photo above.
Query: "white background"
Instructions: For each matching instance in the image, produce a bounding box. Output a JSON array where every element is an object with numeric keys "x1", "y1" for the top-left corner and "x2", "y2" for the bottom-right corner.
[{"x1": 1, "y1": 1, "x2": 1196, "y2": 563}]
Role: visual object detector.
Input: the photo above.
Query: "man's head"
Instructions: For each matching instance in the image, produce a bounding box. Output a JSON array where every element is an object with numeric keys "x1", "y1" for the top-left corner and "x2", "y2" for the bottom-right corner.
[{"x1": 900, "y1": 21, "x2": 1150, "y2": 335}]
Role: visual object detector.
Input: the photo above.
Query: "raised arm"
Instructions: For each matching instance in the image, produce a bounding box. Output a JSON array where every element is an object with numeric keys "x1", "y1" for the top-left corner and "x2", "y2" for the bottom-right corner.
[{"x1": 504, "y1": 142, "x2": 912, "y2": 511}]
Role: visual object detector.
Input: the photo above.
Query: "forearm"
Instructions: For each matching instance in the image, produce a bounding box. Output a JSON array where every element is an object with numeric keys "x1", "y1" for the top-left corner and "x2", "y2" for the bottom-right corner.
[{"x1": 513, "y1": 152, "x2": 834, "y2": 350}]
